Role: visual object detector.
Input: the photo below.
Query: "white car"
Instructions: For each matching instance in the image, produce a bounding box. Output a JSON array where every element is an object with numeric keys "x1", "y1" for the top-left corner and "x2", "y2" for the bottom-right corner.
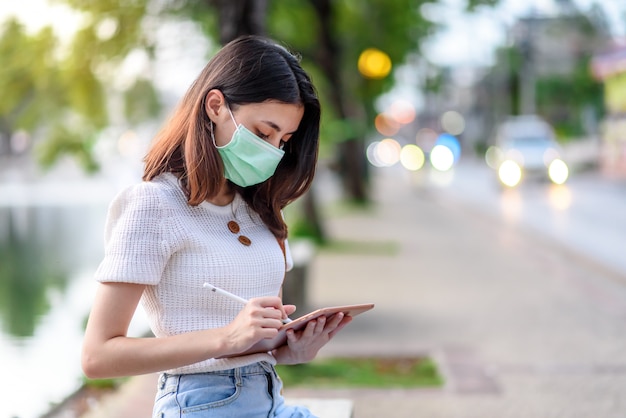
[{"x1": 486, "y1": 115, "x2": 569, "y2": 187}]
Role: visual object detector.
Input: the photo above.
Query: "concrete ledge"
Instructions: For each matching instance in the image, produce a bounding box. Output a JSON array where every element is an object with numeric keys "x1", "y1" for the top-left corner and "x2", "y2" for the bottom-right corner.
[{"x1": 285, "y1": 398, "x2": 353, "y2": 418}]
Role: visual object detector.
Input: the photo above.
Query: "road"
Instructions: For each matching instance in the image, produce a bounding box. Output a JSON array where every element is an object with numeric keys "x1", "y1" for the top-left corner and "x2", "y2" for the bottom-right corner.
[
  {"x1": 426, "y1": 158, "x2": 626, "y2": 277},
  {"x1": 290, "y1": 160, "x2": 626, "y2": 417}
]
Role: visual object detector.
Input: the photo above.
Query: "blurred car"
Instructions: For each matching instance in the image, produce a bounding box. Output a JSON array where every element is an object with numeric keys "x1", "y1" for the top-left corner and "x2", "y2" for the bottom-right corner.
[{"x1": 485, "y1": 115, "x2": 569, "y2": 187}]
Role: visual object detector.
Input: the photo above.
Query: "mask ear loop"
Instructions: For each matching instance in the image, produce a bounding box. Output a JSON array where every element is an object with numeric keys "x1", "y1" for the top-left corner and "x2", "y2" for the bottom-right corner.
[
  {"x1": 209, "y1": 120, "x2": 218, "y2": 148},
  {"x1": 212, "y1": 105, "x2": 239, "y2": 149},
  {"x1": 226, "y1": 105, "x2": 239, "y2": 127}
]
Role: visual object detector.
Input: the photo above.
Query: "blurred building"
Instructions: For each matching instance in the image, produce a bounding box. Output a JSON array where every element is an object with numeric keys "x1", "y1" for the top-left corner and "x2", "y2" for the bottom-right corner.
[
  {"x1": 591, "y1": 43, "x2": 626, "y2": 178},
  {"x1": 440, "y1": 3, "x2": 610, "y2": 156}
]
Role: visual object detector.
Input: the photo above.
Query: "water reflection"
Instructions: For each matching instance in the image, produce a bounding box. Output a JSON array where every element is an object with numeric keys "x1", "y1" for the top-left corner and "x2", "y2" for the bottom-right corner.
[
  {"x1": 0, "y1": 207, "x2": 71, "y2": 339},
  {"x1": 0, "y1": 204, "x2": 107, "y2": 418}
]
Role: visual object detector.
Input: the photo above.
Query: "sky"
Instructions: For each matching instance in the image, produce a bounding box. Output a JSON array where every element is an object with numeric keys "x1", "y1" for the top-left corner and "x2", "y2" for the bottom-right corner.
[{"x1": 423, "y1": 0, "x2": 626, "y2": 68}]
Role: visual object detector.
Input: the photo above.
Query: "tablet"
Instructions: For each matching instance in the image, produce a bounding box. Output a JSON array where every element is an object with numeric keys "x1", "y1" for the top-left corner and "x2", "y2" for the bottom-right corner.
[{"x1": 223, "y1": 303, "x2": 375, "y2": 357}]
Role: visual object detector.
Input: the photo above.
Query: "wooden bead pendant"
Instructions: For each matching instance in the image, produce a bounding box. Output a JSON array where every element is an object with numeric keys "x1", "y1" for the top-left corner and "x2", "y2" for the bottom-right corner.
[{"x1": 228, "y1": 220, "x2": 251, "y2": 246}]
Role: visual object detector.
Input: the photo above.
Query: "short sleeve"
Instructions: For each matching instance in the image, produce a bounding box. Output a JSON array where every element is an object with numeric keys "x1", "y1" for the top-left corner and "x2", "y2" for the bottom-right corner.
[
  {"x1": 284, "y1": 239, "x2": 294, "y2": 272},
  {"x1": 94, "y1": 181, "x2": 172, "y2": 285}
]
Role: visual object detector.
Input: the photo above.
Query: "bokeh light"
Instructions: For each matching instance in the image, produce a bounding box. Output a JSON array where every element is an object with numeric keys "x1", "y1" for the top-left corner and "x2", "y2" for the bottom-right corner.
[
  {"x1": 389, "y1": 99, "x2": 416, "y2": 125},
  {"x1": 375, "y1": 113, "x2": 400, "y2": 136},
  {"x1": 358, "y1": 48, "x2": 392, "y2": 79},
  {"x1": 485, "y1": 145, "x2": 503, "y2": 169},
  {"x1": 548, "y1": 159, "x2": 569, "y2": 185},
  {"x1": 498, "y1": 160, "x2": 522, "y2": 187},
  {"x1": 400, "y1": 144, "x2": 425, "y2": 171},
  {"x1": 429, "y1": 144, "x2": 454, "y2": 171},
  {"x1": 440, "y1": 110, "x2": 466, "y2": 135},
  {"x1": 366, "y1": 138, "x2": 401, "y2": 167},
  {"x1": 435, "y1": 133, "x2": 461, "y2": 162}
]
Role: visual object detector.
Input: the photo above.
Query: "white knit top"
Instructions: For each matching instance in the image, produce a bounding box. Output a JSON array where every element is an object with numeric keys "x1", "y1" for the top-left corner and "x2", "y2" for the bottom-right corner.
[{"x1": 94, "y1": 172, "x2": 294, "y2": 374}]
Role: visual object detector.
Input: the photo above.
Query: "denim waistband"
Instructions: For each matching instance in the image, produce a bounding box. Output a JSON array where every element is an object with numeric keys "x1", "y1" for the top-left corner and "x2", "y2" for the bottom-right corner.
[{"x1": 158, "y1": 361, "x2": 275, "y2": 389}]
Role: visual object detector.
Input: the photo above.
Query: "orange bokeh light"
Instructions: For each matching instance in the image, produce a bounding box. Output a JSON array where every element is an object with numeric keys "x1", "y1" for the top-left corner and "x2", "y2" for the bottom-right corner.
[{"x1": 375, "y1": 113, "x2": 400, "y2": 136}]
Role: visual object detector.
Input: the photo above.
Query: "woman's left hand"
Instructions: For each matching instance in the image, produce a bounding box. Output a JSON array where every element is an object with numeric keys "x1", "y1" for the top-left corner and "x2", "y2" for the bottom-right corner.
[{"x1": 273, "y1": 312, "x2": 353, "y2": 364}]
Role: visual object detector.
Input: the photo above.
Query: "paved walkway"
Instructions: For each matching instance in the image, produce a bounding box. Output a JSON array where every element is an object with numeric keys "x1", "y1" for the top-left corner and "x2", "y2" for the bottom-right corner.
[{"x1": 78, "y1": 163, "x2": 626, "y2": 417}]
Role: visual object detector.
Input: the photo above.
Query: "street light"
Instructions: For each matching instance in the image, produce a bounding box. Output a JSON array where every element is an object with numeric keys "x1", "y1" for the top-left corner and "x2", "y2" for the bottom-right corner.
[{"x1": 358, "y1": 48, "x2": 392, "y2": 79}]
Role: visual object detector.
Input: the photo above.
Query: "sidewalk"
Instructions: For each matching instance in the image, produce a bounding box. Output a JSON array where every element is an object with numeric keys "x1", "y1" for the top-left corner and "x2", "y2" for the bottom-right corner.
[{"x1": 78, "y1": 164, "x2": 626, "y2": 417}]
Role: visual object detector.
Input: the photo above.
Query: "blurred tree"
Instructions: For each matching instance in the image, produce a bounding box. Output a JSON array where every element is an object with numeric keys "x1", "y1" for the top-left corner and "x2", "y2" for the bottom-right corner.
[
  {"x1": 259, "y1": 0, "x2": 420, "y2": 203},
  {"x1": 0, "y1": 19, "x2": 101, "y2": 171},
  {"x1": 2, "y1": 0, "x2": 503, "y2": 235},
  {"x1": 0, "y1": 1, "x2": 160, "y2": 171}
]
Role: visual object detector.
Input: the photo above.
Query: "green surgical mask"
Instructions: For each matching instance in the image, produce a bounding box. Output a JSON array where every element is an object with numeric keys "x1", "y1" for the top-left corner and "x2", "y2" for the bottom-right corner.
[{"x1": 213, "y1": 106, "x2": 285, "y2": 187}]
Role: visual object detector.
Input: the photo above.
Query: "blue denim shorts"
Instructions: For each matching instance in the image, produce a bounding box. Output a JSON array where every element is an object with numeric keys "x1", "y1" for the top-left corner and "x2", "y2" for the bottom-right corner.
[{"x1": 152, "y1": 362, "x2": 318, "y2": 417}]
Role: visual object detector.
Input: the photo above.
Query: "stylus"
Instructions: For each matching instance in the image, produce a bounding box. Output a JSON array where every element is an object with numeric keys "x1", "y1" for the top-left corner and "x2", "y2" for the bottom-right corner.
[{"x1": 203, "y1": 282, "x2": 292, "y2": 323}]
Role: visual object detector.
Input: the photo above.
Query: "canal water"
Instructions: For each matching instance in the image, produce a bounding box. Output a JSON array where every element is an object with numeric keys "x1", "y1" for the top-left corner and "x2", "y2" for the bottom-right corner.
[{"x1": 0, "y1": 172, "x2": 148, "y2": 418}]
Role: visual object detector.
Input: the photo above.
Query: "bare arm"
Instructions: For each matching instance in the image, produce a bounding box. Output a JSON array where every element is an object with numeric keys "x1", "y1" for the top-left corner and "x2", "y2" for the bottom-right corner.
[{"x1": 82, "y1": 282, "x2": 289, "y2": 379}]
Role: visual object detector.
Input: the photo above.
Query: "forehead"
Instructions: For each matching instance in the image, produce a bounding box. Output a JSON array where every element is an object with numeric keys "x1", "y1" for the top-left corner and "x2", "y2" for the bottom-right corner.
[{"x1": 237, "y1": 101, "x2": 304, "y2": 130}]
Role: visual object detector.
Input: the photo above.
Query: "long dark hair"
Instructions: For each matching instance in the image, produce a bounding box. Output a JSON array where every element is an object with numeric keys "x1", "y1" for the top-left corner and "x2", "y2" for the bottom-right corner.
[{"x1": 143, "y1": 36, "x2": 321, "y2": 240}]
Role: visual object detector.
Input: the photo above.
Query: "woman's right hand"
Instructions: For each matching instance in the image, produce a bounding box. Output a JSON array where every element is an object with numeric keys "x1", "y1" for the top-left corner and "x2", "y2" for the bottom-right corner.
[
  {"x1": 222, "y1": 296, "x2": 294, "y2": 355},
  {"x1": 82, "y1": 285, "x2": 295, "y2": 379}
]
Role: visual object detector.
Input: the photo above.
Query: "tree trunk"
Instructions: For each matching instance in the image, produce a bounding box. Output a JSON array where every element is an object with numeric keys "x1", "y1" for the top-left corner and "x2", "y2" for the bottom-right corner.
[
  {"x1": 309, "y1": 0, "x2": 368, "y2": 202},
  {"x1": 213, "y1": 0, "x2": 268, "y2": 44}
]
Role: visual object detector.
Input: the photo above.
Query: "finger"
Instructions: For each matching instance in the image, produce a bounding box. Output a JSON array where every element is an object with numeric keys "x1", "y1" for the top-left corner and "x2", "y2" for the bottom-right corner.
[
  {"x1": 286, "y1": 329, "x2": 297, "y2": 343},
  {"x1": 315, "y1": 315, "x2": 327, "y2": 333},
  {"x1": 301, "y1": 319, "x2": 318, "y2": 338},
  {"x1": 257, "y1": 297, "x2": 290, "y2": 322},
  {"x1": 262, "y1": 308, "x2": 284, "y2": 322},
  {"x1": 283, "y1": 304, "x2": 297, "y2": 316},
  {"x1": 326, "y1": 312, "x2": 345, "y2": 328},
  {"x1": 328, "y1": 316, "x2": 352, "y2": 339}
]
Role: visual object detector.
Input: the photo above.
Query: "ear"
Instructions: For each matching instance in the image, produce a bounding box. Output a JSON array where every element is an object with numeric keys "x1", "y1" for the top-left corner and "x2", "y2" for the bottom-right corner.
[{"x1": 204, "y1": 89, "x2": 226, "y2": 122}]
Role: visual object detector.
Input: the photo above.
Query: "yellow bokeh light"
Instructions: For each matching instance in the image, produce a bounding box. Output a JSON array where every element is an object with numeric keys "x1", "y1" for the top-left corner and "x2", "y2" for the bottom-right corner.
[
  {"x1": 358, "y1": 48, "x2": 392, "y2": 79},
  {"x1": 548, "y1": 159, "x2": 569, "y2": 185},
  {"x1": 400, "y1": 144, "x2": 425, "y2": 171}
]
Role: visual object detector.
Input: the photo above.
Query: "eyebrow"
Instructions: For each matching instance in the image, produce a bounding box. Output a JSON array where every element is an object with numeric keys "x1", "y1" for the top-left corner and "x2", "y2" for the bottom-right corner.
[{"x1": 262, "y1": 120, "x2": 298, "y2": 135}]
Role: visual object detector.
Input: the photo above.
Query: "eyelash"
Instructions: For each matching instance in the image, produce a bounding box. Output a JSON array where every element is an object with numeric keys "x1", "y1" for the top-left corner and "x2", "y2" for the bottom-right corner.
[{"x1": 257, "y1": 132, "x2": 269, "y2": 140}]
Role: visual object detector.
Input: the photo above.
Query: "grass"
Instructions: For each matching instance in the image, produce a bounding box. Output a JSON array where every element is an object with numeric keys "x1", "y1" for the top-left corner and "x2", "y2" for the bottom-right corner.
[
  {"x1": 276, "y1": 357, "x2": 444, "y2": 388},
  {"x1": 319, "y1": 239, "x2": 399, "y2": 255}
]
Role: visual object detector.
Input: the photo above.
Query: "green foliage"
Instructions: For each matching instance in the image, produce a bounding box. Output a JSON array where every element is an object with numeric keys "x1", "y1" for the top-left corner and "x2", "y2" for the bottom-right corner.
[
  {"x1": 276, "y1": 357, "x2": 444, "y2": 388},
  {"x1": 0, "y1": 20, "x2": 64, "y2": 132},
  {"x1": 465, "y1": 0, "x2": 500, "y2": 11},
  {"x1": 267, "y1": 0, "x2": 438, "y2": 128},
  {"x1": 1, "y1": 0, "x2": 505, "y2": 173},
  {"x1": 82, "y1": 376, "x2": 125, "y2": 389},
  {"x1": 36, "y1": 124, "x2": 100, "y2": 173},
  {"x1": 0, "y1": 0, "x2": 162, "y2": 171},
  {"x1": 535, "y1": 59, "x2": 603, "y2": 139}
]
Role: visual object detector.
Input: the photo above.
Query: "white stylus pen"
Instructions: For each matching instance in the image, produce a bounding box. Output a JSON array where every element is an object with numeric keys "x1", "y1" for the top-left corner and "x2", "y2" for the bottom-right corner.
[{"x1": 203, "y1": 282, "x2": 292, "y2": 323}]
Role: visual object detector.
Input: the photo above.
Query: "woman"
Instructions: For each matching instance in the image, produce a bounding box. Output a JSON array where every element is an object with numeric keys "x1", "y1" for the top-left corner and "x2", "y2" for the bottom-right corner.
[{"x1": 81, "y1": 35, "x2": 351, "y2": 417}]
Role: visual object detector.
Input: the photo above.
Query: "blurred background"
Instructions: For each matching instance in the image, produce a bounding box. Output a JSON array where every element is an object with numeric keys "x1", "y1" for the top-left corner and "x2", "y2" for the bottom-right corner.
[{"x1": 1, "y1": 0, "x2": 625, "y2": 417}]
